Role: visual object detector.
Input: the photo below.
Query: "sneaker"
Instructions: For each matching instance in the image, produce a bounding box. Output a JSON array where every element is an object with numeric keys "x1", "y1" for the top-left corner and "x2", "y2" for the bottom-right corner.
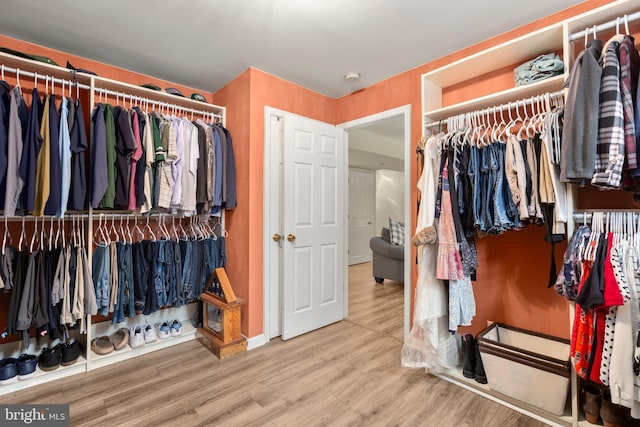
[
  {"x1": 17, "y1": 354, "x2": 38, "y2": 380},
  {"x1": 143, "y1": 324, "x2": 157, "y2": 344},
  {"x1": 129, "y1": 325, "x2": 145, "y2": 349},
  {"x1": 170, "y1": 319, "x2": 182, "y2": 337},
  {"x1": 109, "y1": 328, "x2": 129, "y2": 351},
  {"x1": 155, "y1": 321, "x2": 171, "y2": 340},
  {"x1": 0, "y1": 358, "x2": 17, "y2": 384},
  {"x1": 38, "y1": 344, "x2": 62, "y2": 371},
  {"x1": 61, "y1": 341, "x2": 81, "y2": 366}
]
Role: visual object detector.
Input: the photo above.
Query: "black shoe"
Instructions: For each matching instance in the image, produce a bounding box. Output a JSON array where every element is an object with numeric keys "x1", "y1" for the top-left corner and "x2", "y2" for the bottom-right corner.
[
  {"x1": 39, "y1": 344, "x2": 62, "y2": 371},
  {"x1": 61, "y1": 341, "x2": 81, "y2": 366},
  {"x1": 474, "y1": 339, "x2": 487, "y2": 384},
  {"x1": 17, "y1": 354, "x2": 37, "y2": 379},
  {"x1": 461, "y1": 334, "x2": 476, "y2": 379},
  {"x1": 0, "y1": 357, "x2": 17, "y2": 383}
]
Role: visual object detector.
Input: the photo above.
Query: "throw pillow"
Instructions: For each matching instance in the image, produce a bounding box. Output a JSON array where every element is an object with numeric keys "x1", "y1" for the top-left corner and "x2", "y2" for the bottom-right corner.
[
  {"x1": 381, "y1": 227, "x2": 391, "y2": 244},
  {"x1": 389, "y1": 218, "x2": 404, "y2": 246}
]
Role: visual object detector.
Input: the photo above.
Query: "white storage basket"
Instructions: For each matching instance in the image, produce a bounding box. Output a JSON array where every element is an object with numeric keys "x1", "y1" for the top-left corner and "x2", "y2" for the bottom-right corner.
[{"x1": 477, "y1": 323, "x2": 570, "y2": 416}]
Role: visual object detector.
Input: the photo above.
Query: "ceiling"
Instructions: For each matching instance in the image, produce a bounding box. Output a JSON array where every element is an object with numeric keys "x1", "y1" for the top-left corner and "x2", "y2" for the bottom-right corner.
[
  {"x1": 0, "y1": 0, "x2": 585, "y2": 98},
  {"x1": 349, "y1": 116, "x2": 404, "y2": 172}
]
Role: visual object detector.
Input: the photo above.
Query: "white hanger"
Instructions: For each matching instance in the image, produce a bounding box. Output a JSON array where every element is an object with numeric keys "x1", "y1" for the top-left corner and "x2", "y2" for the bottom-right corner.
[
  {"x1": 2, "y1": 217, "x2": 9, "y2": 255},
  {"x1": 30, "y1": 217, "x2": 38, "y2": 253},
  {"x1": 624, "y1": 14, "x2": 630, "y2": 35},
  {"x1": 15, "y1": 68, "x2": 20, "y2": 87},
  {"x1": 1, "y1": 65, "x2": 4, "y2": 81}
]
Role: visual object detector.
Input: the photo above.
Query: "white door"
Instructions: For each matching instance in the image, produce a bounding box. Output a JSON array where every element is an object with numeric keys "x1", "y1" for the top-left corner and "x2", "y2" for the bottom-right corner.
[
  {"x1": 348, "y1": 168, "x2": 374, "y2": 265},
  {"x1": 282, "y1": 113, "x2": 345, "y2": 340}
]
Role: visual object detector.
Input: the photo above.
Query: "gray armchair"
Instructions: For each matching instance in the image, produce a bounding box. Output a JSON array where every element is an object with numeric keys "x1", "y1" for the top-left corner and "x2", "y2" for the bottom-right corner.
[{"x1": 369, "y1": 229, "x2": 404, "y2": 283}]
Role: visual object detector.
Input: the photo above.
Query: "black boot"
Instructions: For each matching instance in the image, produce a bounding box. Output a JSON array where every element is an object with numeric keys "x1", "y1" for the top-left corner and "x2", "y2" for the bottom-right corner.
[
  {"x1": 461, "y1": 334, "x2": 476, "y2": 379},
  {"x1": 474, "y1": 339, "x2": 487, "y2": 384}
]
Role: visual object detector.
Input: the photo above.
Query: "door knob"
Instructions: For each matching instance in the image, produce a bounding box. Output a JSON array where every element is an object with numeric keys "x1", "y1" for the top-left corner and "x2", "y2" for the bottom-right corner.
[
  {"x1": 287, "y1": 234, "x2": 296, "y2": 242},
  {"x1": 272, "y1": 233, "x2": 282, "y2": 242}
]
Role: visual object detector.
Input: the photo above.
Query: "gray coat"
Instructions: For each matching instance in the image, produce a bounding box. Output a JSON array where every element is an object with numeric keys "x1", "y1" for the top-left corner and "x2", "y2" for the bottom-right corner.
[{"x1": 561, "y1": 39, "x2": 603, "y2": 185}]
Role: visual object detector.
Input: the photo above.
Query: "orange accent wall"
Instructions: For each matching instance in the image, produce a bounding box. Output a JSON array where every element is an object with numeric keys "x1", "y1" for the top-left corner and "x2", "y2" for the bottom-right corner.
[{"x1": 212, "y1": 68, "x2": 335, "y2": 337}]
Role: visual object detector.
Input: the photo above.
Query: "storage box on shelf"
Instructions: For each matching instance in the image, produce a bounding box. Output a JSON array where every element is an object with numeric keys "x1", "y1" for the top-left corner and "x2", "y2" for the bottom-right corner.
[{"x1": 0, "y1": 51, "x2": 227, "y2": 394}]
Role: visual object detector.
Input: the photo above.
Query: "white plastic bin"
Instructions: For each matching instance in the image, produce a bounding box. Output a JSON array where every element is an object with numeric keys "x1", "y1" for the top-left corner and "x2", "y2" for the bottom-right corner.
[{"x1": 477, "y1": 323, "x2": 570, "y2": 416}]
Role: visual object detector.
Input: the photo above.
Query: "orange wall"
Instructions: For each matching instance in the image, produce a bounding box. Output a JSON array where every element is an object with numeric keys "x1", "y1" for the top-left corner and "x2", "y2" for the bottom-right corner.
[{"x1": 212, "y1": 68, "x2": 335, "y2": 337}]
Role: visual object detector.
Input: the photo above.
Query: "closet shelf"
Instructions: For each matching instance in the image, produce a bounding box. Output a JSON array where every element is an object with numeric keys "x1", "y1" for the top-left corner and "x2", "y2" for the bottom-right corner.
[
  {"x1": 423, "y1": 74, "x2": 565, "y2": 122},
  {"x1": 422, "y1": 23, "x2": 563, "y2": 88},
  {"x1": 0, "y1": 356, "x2": 87, "y2": 397},
  {"x1": 434, "y1": 368, "x2": 572, "y2": 427},
  {"x1": 566, "y1": 0, "x2": 640, "y2": 36},
  {"x1": 88, "y1": 323, "x2": 197, "y2": 370}
]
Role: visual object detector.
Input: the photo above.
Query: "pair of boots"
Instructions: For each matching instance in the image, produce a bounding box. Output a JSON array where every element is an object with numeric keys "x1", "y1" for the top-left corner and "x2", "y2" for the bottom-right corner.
[
  {"x1": 461, "y1": 333, "x2": 487, "y2": 384},
  {"x1": 583, "y1": 387, "x2": 628, "y2": 427}
]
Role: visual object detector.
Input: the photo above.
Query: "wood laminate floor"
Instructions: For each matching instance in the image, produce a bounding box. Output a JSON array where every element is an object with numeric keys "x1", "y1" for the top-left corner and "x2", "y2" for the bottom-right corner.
[{"x1": 2, "y1": 262, "x2": 548, "y2": 427}]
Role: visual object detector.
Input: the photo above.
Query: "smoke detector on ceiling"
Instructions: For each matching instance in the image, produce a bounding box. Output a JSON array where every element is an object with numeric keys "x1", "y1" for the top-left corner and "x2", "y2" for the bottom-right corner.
[{"x1": 344, "y1": 72, "x2": 360, "y2": 82}]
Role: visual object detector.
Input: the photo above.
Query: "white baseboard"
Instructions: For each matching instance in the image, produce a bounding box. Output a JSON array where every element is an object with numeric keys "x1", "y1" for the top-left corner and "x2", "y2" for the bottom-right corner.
[{"x1": 245, "y1": 333, "x2": 268, "y2": 350}]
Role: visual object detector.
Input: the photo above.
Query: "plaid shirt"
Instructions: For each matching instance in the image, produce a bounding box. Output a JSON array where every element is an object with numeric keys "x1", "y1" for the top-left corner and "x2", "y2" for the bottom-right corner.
[
  {"x1": 619, "y1": 36, "x2": 638, "y2": 170},
  {"x1": 592, "y1": 41, "x2": 625, "y2": 189}
]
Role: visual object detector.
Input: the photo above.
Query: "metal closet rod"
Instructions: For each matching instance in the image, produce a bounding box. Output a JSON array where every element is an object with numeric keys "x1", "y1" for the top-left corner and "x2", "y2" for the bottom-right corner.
[
  {"x1": 424, "y1": 90, "x2": 564, "y2": 130},
  {"x1": 569, "y1": 10, "x2": 640, "y2": 42},
  {"x1": 572, "y1": 210, "x2": 640, "y2": 222},
  {"x1": 0, "y1": 63, "x2": 90, "y2": 90},
  {"x1": 94, "y1": 87, "x2": 223, "y2": 120}
]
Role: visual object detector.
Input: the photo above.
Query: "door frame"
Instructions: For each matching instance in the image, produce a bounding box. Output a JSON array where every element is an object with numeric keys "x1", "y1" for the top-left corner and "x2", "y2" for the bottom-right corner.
[
  {"x1": 338, "y1": 105, "x2": 411, "y2": 339},
  {"x1": 263, "y1": 105, "x2": 411, "y2": 343}
]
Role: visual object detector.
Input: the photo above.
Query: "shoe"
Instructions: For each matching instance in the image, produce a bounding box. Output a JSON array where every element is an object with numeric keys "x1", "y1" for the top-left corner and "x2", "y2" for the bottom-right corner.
[
  {"x1": 461, "y1": 334, "x2": 476, "y2": 379},
  {"x1": 600, "y1": 393, "x2": 627, "y2": 427},
  {"x1": 39, "y1": 344, "x2": 62, "y2": 371},
  {"x1": 17, "y1": 354, "x2": 37, "y2": 380},
  {"x1": 90, "y1": 336, "x2": 114, "y2": 355},
  {"x1": 170, "y1": 319, "x2": 182, "y2": 337},
  {"x1": 143, "y1": 323, "x2": 158, "y2": 343},
  {"x1": 61, "y1": 341, "x2": 81, "y2": 366},
  {"x1": 582, "y1": 387, "x2": 601, "y2": 424},
  {"x1": 109, "y1": 328, "x2": 129, "y2": 350},
  {"x1": 473, "y1": 339, "x2": 487, "y2": 384},
  {"x1": 0, "y1": 358, "x2": 17, "y2": 384},
  {"x1": 156, "y1": 321, "x2": 171, "y2": 339},
  {"x1": 129, "y1": 325, "x2": 145, "y2": 348}
]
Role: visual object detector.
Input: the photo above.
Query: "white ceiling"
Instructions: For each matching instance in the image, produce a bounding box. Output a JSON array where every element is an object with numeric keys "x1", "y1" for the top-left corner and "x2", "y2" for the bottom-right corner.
[
  {"x1": 0, "y1": 0, "x2": 585, "y2": 98},
  {"x1": 349, "y1": 116, "x2": 404, "y2": 172}
]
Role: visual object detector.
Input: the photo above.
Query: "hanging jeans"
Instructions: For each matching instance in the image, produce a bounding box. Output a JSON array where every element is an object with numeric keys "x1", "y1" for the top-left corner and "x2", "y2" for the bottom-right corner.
[
  {"x1": 165, "y1": 241, "x2": 177, "y2": 306},
  {"x1": 170, "y1": 240, "x2": 183, "y2": 307},
  {"x1": 181, "y1": 239, "x2": 195, "y2": 302},
  {"x1": 113, "y1": 242, "x2": 134, "y2": 324},
  {"x1": 132, "y1": 240, "x2": 152, "y2": 314},
  {"x1": 92, "y1": 243, "x2": 111, "y2": 316},
  {"x1": 152, "y1": 240, "x2": 168, "y2": 308}
]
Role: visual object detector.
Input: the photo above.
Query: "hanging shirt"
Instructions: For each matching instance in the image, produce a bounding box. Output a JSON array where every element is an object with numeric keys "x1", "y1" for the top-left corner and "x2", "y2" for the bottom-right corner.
[
  {"x1": 180, "y1": 118, "x2": 198, "y2": 215},
  {"x1": 128, "y1": 109, "x2": 142, "y2": 210},
  {"x1": 194, "y1": 121, "x2": 208, "y2": 213},
  {"x1": 91, "y1": 103, "x2": 107, "y2": 208},
  {"x1": 219, "y1": 125, "x2": 237, "y2": 209},
  {"x1": 210, "y1": 125, "x2": 223, "y2": 214},
  {"x1": 68, "y1": 99, "x2": 88, "y2": 211},
  {"x1": 44, "y1": 94, "x2": 61, "y2": 216},
  {"x1": 560, "y1": 39, "x2": 603, "y2": 185},
  {"x1": 140, "y1": 110, "x2": 155, "y2": 214},
  {"x1": 113, "y1": 106, "x2": 136, "y2": 208},
  {"x1": 18, "y1": 88, "x2": 42, "y2": 214},
  {"x1": 33, "y1": 95, "x2": 51, "y2": 216},
  {"x1": 170, "y1": 117, "x2": 183, "y2": 211},
  {"x1": 133, "y1": 108, "x2": 146, "y2": 208},
  {"x1": 58, "y1": 97, "x2": 72, "y2": 217},
  {"x1": 591, "y1": 39, "x2": 625, "y2": 189},
  {"x1": 100, "y1": 104, "x2": 117, "y2": 208},
  {"x1": 5, "y1": 86, "x2": 28, "y2": 216},
  {"x1": 0, "y1": 80, "x2": 11, "y2": 203}
]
